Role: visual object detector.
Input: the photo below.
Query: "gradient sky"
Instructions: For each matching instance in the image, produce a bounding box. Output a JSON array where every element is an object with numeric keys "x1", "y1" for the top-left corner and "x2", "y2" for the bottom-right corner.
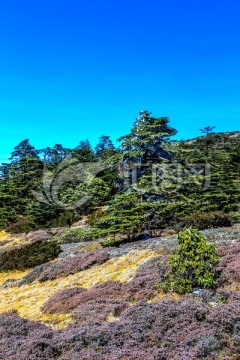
[{"x1": 0, "y1": 0, "x2": 239, "y2": 163}]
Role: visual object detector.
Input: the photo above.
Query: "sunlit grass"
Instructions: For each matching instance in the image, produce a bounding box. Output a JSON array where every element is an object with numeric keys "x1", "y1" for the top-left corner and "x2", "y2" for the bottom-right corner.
[
  {"x1": 0, "y1": 269, "x2": 30, "y2": 287},
  {"x1": 0, "y1": 230, "x2": 30, "y2": 248},
  {"x1": 0, "y1": 249, "x2": 158, "y2": 329}
]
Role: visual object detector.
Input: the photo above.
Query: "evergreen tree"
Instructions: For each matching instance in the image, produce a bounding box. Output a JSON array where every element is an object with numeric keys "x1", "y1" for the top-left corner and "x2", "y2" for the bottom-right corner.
[
  {"x1": 199, "y1": 126, "x2": 216, "y2": 135},
  {"x1": 0, "y1": 140, "x2": 43, "y2": 228},
  {"x1": 95, "y1": 135, "x2": 116, "y2": 159},
  {"x1": 42, "y1": 144, "x2": 70, "y2": 167},
  {"x1": 72, "y1": 140, "x2": 96, "y2": 162},
  {"x1": 94, "y1": 111, "x2": 178, "y2": 238},
  {"x1": 118, "y1": 110, "x2": 177, "y2": 166},
  {"x1": 7, "y1": 140, "x2": 43, "y2": 199}
]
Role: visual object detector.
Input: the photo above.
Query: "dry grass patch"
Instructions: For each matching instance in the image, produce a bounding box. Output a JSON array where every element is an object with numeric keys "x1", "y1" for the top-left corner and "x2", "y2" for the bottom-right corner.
[
  {"x1": 0, "y1": 249, "x2": 158, "y2": 329},
  {"x1": 0, "y1": 269, "x2": 30, "y2": 287},
  {"x1": 0, "y1": 231, "x2": 29, "y2": 249}
]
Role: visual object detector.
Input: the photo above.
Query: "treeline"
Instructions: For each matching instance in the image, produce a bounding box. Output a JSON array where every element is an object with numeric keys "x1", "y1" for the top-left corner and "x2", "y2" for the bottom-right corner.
[
  {"x1": 0, "y1": 136, "x2": 118, "y2": 231},
  {"x1": 0, "y1": 110, "x2": 240, "y2": 237}
]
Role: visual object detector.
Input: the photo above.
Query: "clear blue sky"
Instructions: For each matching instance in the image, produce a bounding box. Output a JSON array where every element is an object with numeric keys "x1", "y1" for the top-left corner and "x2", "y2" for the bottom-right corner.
[{"x1": 0, "y1": 0, "x2": 239, "y2": 163}]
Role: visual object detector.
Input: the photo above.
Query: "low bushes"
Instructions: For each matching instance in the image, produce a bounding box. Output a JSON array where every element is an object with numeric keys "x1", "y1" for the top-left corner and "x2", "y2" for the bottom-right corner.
[
  {"x1": 217, "y1": 243, "x2": 240, "y2": 285},
  {"x1": 41, "y1": 287, "x2": 87, "y2": 314},
  {"x1": 16, "y1": 248, "x2": 111, "y2": 283},
  {"x1": 57, "y1": 228, "x2": 95, "y2": 243},
  {"x1": 72, "y1": 299, "x2": 129, "y2": 326},
  {"x1": 1, "y1": 295, "x2": 240, "y2": 359},
  {"x1": 41, "y1": 257, "x2": 163, "y2": 315},
  {"x1": 37, "y1": 248, "x2": 110, "y2": 282},
  {"x1": 41, "y1": 281, "x2": 130, "y2": 315},
  {"x1": 0, "y1": 239, "x2": 61, "y2": 271},
  {"x1": 125, "y1": 256, "x2": 162, "y2": 301}
]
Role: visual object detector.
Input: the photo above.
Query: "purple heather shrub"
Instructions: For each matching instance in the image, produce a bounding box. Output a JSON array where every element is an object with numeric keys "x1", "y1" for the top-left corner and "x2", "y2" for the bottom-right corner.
[
  {"x1": 207, "y1": 300, "x2": 240, "y2": 333},
  {"x1": 37, "y1": 248, "x2": 110, "y2": 281},
  {"x1": 0, "y1": 311, "x2": 53, "y2": 360},
  {"x1": 1, "y1": 297, "x2": 240, "y2": 359},
  {"x1": 1, "y1": 247, "x2": 240, "y2": 360},
  {"x1": 41, "y1": 287, "x2": 87, "y2": 314},
  {"x1": 124, "y1": 256, "x2": 163, "y2": 301},
  {"x1": 41, "y1": 281, "x2": 129, "y2": 315},
  {"x1": 218, "y1": 243, "x2": 240, "y2": 284},
  {"x1": 0, "y1": 310, "x2": 48, "y2": 338},
  {"x1": 41, "y1": 256, "x2": 164, "y2": 317},
  {"x1": 106, "y1": 348, "x2": 168, "y2": 360},
  {"x1": 14, "y1": 340, "x2": 58, "y2": 360},
  {"x1": 71, "y1": 299, "x2": 129, "y2": 326}
]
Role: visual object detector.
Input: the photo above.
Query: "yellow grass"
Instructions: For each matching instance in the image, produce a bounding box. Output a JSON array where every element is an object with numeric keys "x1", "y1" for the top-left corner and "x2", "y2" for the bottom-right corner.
[
  {"x1": 0, "y1": 269, "x2": 30, "y2": 287},
  {"x1": 0, "y1": 231, "x2": 9, "y2": 241},
  {"x1": 77, "y1": 243, "x2": 101, "y2": 251},
  {"x1": 107, "y1": 314, "x2": 120, "y2": 322},
  {"x1": 0, "y1": 230, "x2": 29, "y2": 248},
  {"x1": 149, "y1": 291, "x2": 182, "y2": 303},
  {"x1": 0, "y1": 249, "x2": 158, "y2": 329}
]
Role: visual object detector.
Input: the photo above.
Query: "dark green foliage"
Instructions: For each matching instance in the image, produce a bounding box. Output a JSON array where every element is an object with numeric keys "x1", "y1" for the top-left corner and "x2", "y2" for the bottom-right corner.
[
  {"x1": 0, "y1": 139, "x2": 43, "y2": 229},
  {"x1": 93, "y1": 111, "x2": 178, "y2": 239},
  {"x1": 118, "y1": 110, "x2": 177, "y2": 165},
  {"x1": 72, "y1": 139, "x2": 96, "y2": 162},
  {"x1": 101, "y1": 237, "x2": 127, "y2": 247},
  {"x1": 0, "y1": 240, "x2": 61, "y2": 271},
  {"x1": 0, "y1": 113, "x2": 239, "y2": 235},
  {"x1": 175, "y1": 210, "x2": 232, "y2": 231},
  {"x1": 199, "y1": 125, "x2": 216, "y2": 134},
  {"x1": 159, "y1": 228, "x2": 220, "y2": 294},
  {"x1": 42, "y1": 144, "x2": 70, "y2": 168},
  {"x1": 46, "y1": 211, "x2": 81, "y2": 228},
  {"x1": 5, "y1": 216, "x2": 36, "y2": 233},
  {"x1": 87, "y1": 209, "x2": 106, "y2": 226},
  {"x1": 95, "y1": 191, "x2": 147, "y2": 240},
  {"x1": 95, "y1": 135, "x2": 116, "y2": 159},
  {"x1": 27, "y1": 202, "x2": 60, "y2": 227}
]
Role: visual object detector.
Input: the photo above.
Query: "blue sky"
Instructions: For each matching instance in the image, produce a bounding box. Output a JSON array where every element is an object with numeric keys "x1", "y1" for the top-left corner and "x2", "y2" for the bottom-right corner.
[{"x1": 0, "y1": 0, "x2": 239, "y2": 163}]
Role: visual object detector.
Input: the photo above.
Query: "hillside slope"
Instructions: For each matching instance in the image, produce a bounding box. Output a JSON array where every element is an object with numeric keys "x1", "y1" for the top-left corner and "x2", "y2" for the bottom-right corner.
[{"x1": 0, "y1": 225, "x2": 240, "y2": 359}]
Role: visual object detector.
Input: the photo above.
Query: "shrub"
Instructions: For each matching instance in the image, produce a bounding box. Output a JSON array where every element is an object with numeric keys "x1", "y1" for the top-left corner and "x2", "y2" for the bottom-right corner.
[
  {"x1": 72, "y1": 299, "x2": 129, "y2": 326},
  {"x1": 17, "y1": 263, "x2": 49, "y2": 286},
  {"x1": 41, "y1": 287, "x2": 87, "y2": 314},
  {"x1": 217, "y1": 243, "x2": 240, "y2": 284},
  {"x1": 101, "y1": 237, "x2": 126, "y2": 247},
  {"x1": 159, "y1": 228, "x2": 220, "y2": 294},
  {"x1": 0, "y1": 239, "x2": 61, "y2": 271},
  {"x1": 42, "y1": 281, "x2": 130, "y2": 314},
  {"x1": 1, "y1": 296, "x2": 240, "y2": 359},
  {"x1": 125, "y1": 256, "x2": 162, "y2": 301},
  {"x1": 5, "y1": 216, "x2": 35, "y2": 234},
  {"x1": 87, "y1": 209, "x2": 106, "y2": 226},
  {"x1": 57, "y1": 228, "x2": 95, "y2": 243},
  {"x1": 37, "y1": 249, "x2": 110, "y2": 282}
]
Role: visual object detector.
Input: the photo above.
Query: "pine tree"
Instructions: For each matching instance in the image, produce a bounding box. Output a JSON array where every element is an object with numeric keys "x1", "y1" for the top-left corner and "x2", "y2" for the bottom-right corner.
[
  {"x1": 95, "y1": 135, "x2": 116, "y2": 159},
  {"x1": 72, "y1": 140, "x2": 96, "y2": 162},
  {"x1": 42, "y1": 144, "x2": 70, "y2": 168},
  {"x1": 94, "y1": 111, "x2": 178, "y2": 238},
  {"x1": 0, "y1": 140, "x2": 43, "y2": 228},
  {"x1": 118, "y1": 110, "x2": 177, "y2": 166}
]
